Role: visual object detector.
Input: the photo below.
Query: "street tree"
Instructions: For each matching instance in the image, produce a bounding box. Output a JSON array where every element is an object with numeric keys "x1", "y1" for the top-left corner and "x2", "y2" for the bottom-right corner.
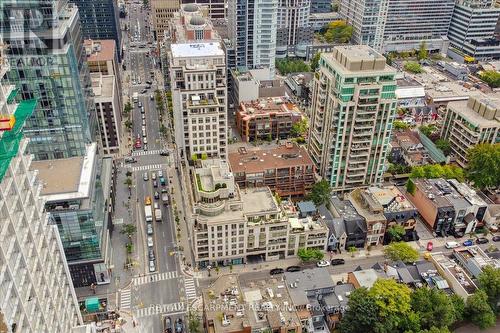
[
  {"x1": 322, "y1": 20, "x2": 353, "y2": 43},
  {"x1": 297, "y1": 248, "x2": 324, "y2": 262},
  {"x1": 290, "y1": 118, "x2": 308, "y2": 138},
  {"x1": 187, "y1": 310, "x2": 202, "y2": 333},
  {"x1": 125, "y1": 119, "x2": 133, "y2": 130},
  {"x1": 124, "y1": 102, "x2": 132, "y2": 116},
  {"x1": 410, "y1": 288, "x2": 458, "y2": 330},
  {"x1": 124, "y1": 177, "x2": 132, "y2": 187},
  {"x1": 466, "y1": 143, "x2": 500, "y2": 189},
  {"x1": 465, "y1": 290, "x2": 496, "y2": 329},
  {"x1": 477, "y1": 266, "x2": 500, "y2": 313},
  {"x1": 126, "y1": 171, "x2": 132, "y2": 177},
  {"x1": 308, "y1": 180, "x2": 331, "y2": 206},
  {"x1": 384, "y1": 241, "x2": 419, "y2": 263},
  {"x1": 417, "y1": 41, "x2": 429, "y2": 61},
  {"x1": 121, "y1": 224, "x2": 137, "y2": 239},
  {"x1": 340, "y1": 287, "x2": 378, "y2": 333},
  {"x1": 406, "y1": 179, "x2": 417, "y2": 195},
  {"x1": 387, "y1": 225, "x2": 406, "y2": 242}
]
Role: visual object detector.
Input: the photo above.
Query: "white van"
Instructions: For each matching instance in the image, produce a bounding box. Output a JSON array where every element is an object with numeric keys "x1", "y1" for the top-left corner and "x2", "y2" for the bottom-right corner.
[
  {"x1": 445, "y1": 241, "x2": 460, "y2": 249},
  {"x1": 143, "y1": 138, "x2": 148, "y2": 145}
]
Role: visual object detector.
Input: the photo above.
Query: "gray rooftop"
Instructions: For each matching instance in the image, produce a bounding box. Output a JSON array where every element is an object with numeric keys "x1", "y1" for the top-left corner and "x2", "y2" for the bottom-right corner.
[
  {"x1": 329, "y1": 196, "x2": 363, "y2": 222},
  {"x1": 297, "y1": 201, "x2": 317, "y2": 214},
  {"x1": 284, "y1": 268, "x2": 334, "y2": 305}
]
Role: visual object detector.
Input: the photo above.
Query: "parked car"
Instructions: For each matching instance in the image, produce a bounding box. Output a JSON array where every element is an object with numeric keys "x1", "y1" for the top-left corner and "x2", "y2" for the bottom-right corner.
[
  {"x1": 463, "y1": 239, "x2": 474, "y2": 247},
  {"x1": 153, "y1": 180, "x2": 158, "y2": 188},
  {"x1": 160, "y1": 150, "x2": 169, "y2": 156},
  {"x1": 426, "y1": 241, "x2": 433, "y2": 251},
  {"x1": 158, "y1": 170, "x2": 163, "y2": 177},
  {"x1": 492, "y1": 235, "x2": 500, "y2": 242},
  {"x1": 125, "y1": 157, "x2": 137, "y2": 163},
  {"x1": 175, "y1": 318, "x2": 184, "y2": 333},
  {"x1": 147, "y1": 236, "x2": 154, "y2": 247},
  {"x1": 147, "y1": 223, "x2": 153, "y2": 235},
  {"x1": 316, "y1": 260, "x2": 330, "y2": 267},
  {"x1": 445, "y1": 241, "x2": 460, "y2": 249},
  {"x1": 149, "y1": 260, "x2": 156, "y2": 272},
  {"x1": 154, "y1": 191, "x2": 160, "y2": 200},
  {"x1": 164, "y1": 316, "x2": 172, "y2": 333},
  {"x1": 138, "y1": 101, "x2": 142, "y2": 108},
  {"x1": 270, "y1": 268, "x2": 284, "y2": 275},
  {"x1": 148, "y1": 248, "x2": 155, "y2": 261},
  {"x1": 143, "y1": 172, "x2": 149, "y2": 181},
  {"x1": 476, "y1": 237, "x2": 489, "y2": 244},
  {"x1": 160, "y1": 177, "x2": 166, "y2": 186},
  {"x1": 151, "y1": 172, "x2": 157, "y2": 180},
  {"x1": 286, "y1": 266, "x2": 301, "y2": 272},
  {"x1": 330, "y1": 259, "x2": 345, "y2": 266}
]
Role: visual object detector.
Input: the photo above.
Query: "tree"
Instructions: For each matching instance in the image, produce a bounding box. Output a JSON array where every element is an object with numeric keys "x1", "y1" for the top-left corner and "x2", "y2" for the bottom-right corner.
[
  {"x1": 465, "y1": 290, "x2": 496, "y2": 329},
  {"x1": 384, "y1": 241, "x2": 419, "y2": 263},
  {"x1": 121, "y1": 223, "x2": 137, "y2": 239},
  {"x1": 477, "y1": 266, "x2": 500, "y2": 313},
  {"x1": 417, "y1": 41, "x2": 429, "y2": 61},
  {"x1": 160, "y1": 123, "x2": 168, "y2": 138},
  {"x1": 410, "y1": 288, "x2": 458, "y2": 330},
  {"x1": 479, "y1": 70, "x2": 500, "y2": 88},
  {"x1": 275, "y1": 58, "x2": 311, "y2": 75},
  {"x1": 466, "y1": 143, "x2": 500, "y2": 189},
  {"x1": 419, "y1": 124, "x2": 437, "y2": 137},
  {"x1": 419, "y1": 327, "x2": 451, "y2": 333},
  {"x1": 124, "y1": 101, "x2": 132, "y2": 116},
  {"x1": 290, "y1": 118, "x2": 308, "y2": 138},
  {"x1": 308, "y1": 180, "x2": 331, "y2": 206},
  {"x1": 297, "y1": 248, "x2": 324, "y2": 262},
  {"x1": 187, "y1": 310, "x2": 202, "y2": 333},
  {"x1": 340, "y1": 287, "x2": 379, "y2": 333},
  {"x1": 404, "y1": 61, "x2": 423, "y2": 73},
  {"x1": 387, "y1": 225, "x2": 406, "y2": 242},
  {"x1": 124, "y1": 177, "x2": 132, "y2": 187},
  {"x1": 449, "y1": 294, "x2": 465, "y2": 323},
  {"x1": 410, "y1": 164, "x2": 465, "y2": 181},
  {"x1": 126, "y1": 171, "x2": 132, "y2": 177},
  {"x1": 310, "y1": 52, "x2": 321, "y2": 72},
  {"x1": 125, "y1": 119, "x2": 133, "y2": 130},
  {"x1": 435, "y1": 139, "x2": 451, "y2": 156},
  {"x1": 406, "y1": 178, "x2": 417, "y2": 195},
  {"x1": 322, "y1": 20, "x2": 353, "y2": 43},
  {"x1": 393, "y1": 120, "x2": 410, "y2": 131}
]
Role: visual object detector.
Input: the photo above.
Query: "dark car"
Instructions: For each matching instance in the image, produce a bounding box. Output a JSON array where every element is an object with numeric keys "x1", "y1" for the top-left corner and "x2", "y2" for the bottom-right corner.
[
  {"x1": 175, "y1": 318, "x2": 184, "y2": 333},
  {"x1": 476, "y1": 237, "x2": 489, "y2": 244},
  {"x1": 270, "y1": 268, "x2": 284, "y2": 275},
  {"x1": 160, "y1": 150, "x2": 170, "y2": 156},
  {"x1": 493, "y1": 235, "x2": 500, "y2": 242},
  {"x1": 153, "y1": 180, "x2": 158, "y2": 188},
  {"x1": 331, "y1": 259, "x2": 346, "y2": 266},
  {"x1": 163, "y1": 316, "x2": 172, "y2": 333},
  {"x1": 149, "y1": 248, "x2": 155, "y2": 261},
  {"x1": 286, "y1": 266, "x2": 301, "y2": 272},
  {"x1": 463, "y1": 239, "x2": 474, "y2": 247},
  {"x1": 154, "y1": 191, "x2": 160, "y2": 200}
]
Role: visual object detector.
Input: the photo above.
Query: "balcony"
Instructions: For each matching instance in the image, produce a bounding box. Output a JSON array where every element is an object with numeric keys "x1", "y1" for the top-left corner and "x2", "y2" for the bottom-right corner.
[{"x1": 186, "y1": 96, "x2": 219, "y2": 108}]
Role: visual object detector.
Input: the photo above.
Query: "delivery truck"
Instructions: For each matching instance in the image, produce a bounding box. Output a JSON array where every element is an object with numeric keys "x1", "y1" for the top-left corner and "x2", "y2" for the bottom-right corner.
[{"x1": 144, "y1": 205, "x2": 153, "y2": 222}]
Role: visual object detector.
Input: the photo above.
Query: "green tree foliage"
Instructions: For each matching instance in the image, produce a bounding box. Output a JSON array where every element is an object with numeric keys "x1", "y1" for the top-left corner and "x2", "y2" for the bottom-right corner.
[
  {"x1": 417, "y1": 41, "x2": 429, "y2": 61},
  {"x1": 275, "y1": 58, "x2": 311, "y2": 75},
  {"x1": 393, "y1": 120, "x2": 410, "y2": 131},
  {"x1": 410, "y1": 164, "x2": 464, "y2": 182},
  {"x1": 466, "y1": 143, "x2": 500, "y2": 189},
  {"x1": 406, "y1": 179, "x2": 417, "y2": 195},
  {"x1": 322, "y1": 20, "x2": 353, "y2": 43},
  {"x1": 419, "y1": 124, "x2": 437, "y2": 137},
  {"x1": 384, "y1": 242, "x2": 419, "y2": 263},
  {"x1": 435, "y1": 139, "x2": 451, "y2": 156},
  {"x1": 187, "y1": 310, "x2": 202, "y2": 333},
  {"x1": 387, "y1": 225, "x2": 406, "y2": 242},
  {"x1": 404, "y1": 61, "x2": 423, "y2": 73},
  {"x1": 479, "y1": 70, "x2": 500, "y2": 88},
  {"x1": 419, "y1": 327, "x2": 451, "y2": 333},
  {"x1": 340, "y1": 288, "x2": 379, "y2": 333},
  {"x1": 410, "y1": 288, "x2": 458, "y2": 330},
  {"x1": 290, "y1": 118, "x2": 309, "y2": 138},
  {"x1": 308, "y1": 179, "x2": 331, "y2": 206},
  {"x1": 125, "y1": 119, "x2": 133, "y2": 129},
  {"x1": 449, "y1": 294, "x2": 465, "y2": 323},
  {"x1": 124, "y1": 177, "x2": 132, "y2": 187},
  {"x1": 121, "y1": 223, "x2": 137, "y2": 238},
  {"x1": 310, "y1": 52, "x2": 321, "y2": 72},
  {"x1": 124, "y1": 101, "x2": 132, "y2": 116},
  {"x1": 465, "y1": 290, "x2": 496, "y2": 329},
  {"x1": 387, "y1": 163, "x2": 412, "y2": 175},
  {"x1": 297, "y1": 248, "x2": 324, "y2": 262},
  {"x1": 477, "y1": 266, "x2": 500, "y2": 313}
]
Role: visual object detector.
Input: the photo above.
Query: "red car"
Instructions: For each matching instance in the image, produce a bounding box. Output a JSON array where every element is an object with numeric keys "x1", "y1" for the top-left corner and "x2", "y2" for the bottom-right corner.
[
  {"x1": 134, "y1": 139, "x2": 142, "y2": 149},
  {"x1": 426, "y1": 241, "x2": 433, "y2": 251}
]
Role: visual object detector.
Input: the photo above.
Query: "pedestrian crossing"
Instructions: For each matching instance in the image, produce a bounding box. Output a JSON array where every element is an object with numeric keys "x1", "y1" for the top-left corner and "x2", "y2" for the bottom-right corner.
[
  {"x1": 131, "y1": 149, "x2": 166, "y2": 157},
  {"x1": 120, "y1": 288, "x2": 132, "y2": 310},
  {"x1": 184, "y1": 277, "x2": 197, "y2": 301},
  {"x1": 130, "y1": 163, "x2": 167, "y2": 172},
  {"x1": 132, "y1": 271, "x2": 179, "y2": 286},
  {"x1": 135, "y1": 302, "x2": 185, "y2": 318}
]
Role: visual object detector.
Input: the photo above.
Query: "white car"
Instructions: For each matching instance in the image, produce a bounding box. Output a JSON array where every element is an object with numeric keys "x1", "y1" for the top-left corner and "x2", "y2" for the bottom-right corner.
[
  {"x1": 316, "y1": 260, "x2": 330, "y2": 267},
  {"x1": 147, "y1": 224, "x2": 153, "y2": 235},
  {"x1": 158, "y1": 170, "x2": 163, "y2": 178},
  {"x1": 147, "y1": 236, "x2": 154, "y2": 247},
  {"x1": 445, "y1": 241, "x2": 460, "y2": 249},
  {"x1": 143, "y1": 172, "x2": 149, "y2": 181},
  {"x1": 149, "y1": 260, "x2": 156, "y2": 272},
  {"x1": 151, "y1": 172, "x2": 156, "y2": 180}
]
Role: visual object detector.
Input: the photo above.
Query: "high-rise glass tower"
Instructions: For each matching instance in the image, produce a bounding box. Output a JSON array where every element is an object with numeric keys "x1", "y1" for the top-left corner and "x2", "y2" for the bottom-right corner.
[{"x1": 0, "y1": 0, "x2": 96, "y2": 160}]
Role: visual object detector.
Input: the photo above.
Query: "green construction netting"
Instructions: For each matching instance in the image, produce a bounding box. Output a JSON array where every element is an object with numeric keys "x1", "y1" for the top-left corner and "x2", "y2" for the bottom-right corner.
[
  {"x1": 6, "y1": 88, "x2": 18, "y2": 104},
  {"x1": 0, "y1": 99, "x2": 37, "y2": 182}
]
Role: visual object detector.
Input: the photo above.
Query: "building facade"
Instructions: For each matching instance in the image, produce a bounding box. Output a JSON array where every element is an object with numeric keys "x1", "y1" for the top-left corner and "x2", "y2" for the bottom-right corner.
[
  {"x1": 308, "y1": 46, "x2": 397, "y2": 192},
  {"x1": 441, "y1": 96, "x2": 499, "y2": 167},
  {"x1": 151, "y1": 0, "x2": 180, "y2": 41},
  {"x1": 70, "y1": 0, "x2": 122, "y2": 61},
  {"x1": 84, "y1": 39, "x2": 122, "y2": 93},
  {"x1": 276, "y1": 0, "x2": 314, "y2": 58},
  {"x1": 0, "y1": 0, "x2": 96, "y2": 160},
  {"x1": 228, "y1": 142, "x2": 316, "y2": 197},
  {"x1": 0, "y1": 59, "x2": 82, "y2": 332},
  {"x1": 448, "y1": 0, "x2": 500, "y2": 60},
  {"x1": 311, "y1": 0, "x2": 333, "y2": 13},
  {"x1": 340, "y1": 0, "x2": 455, "y2": 53},
  {"x1": 182, "y1": 0, "x2": 226, "y2": 19},
  {"x1": 228, "y1": 0, "x2": 278, "y2": 77}
]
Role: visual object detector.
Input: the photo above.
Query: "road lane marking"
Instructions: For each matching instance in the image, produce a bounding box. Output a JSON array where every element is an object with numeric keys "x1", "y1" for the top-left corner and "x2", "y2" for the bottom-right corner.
[
  {"x1": 132, "y1": 270, "x2": 179, "y2": 286},
  {"x1": 135, "y1": 302, "x2": 185, "y2": 318},
  {"x1": 120, "y1": 288, "x2": 132, "y2": 310},
  {"x1": 184, "y1": 277, "x2": 197, "y2": 301}
]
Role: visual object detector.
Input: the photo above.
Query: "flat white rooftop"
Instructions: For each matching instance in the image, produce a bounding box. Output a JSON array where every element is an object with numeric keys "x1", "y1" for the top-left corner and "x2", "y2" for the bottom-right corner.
[{"x1": 171, "y1": 42, "x2": 224, "y2": 58}]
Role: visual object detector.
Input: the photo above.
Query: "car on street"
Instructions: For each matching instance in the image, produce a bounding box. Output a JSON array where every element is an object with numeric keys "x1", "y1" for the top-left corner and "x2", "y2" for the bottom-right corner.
[
  {"x1": 151, "y1": 172, "x2": 156, "y2": 180},
  {"x1": 142, "y1": 113, "x2": 146, "y2": 120},
  {"x1": 286, "y1": 266, "x2": 301, "y2": 272},
  {"x1": 154, "y1": 191, "x2": 159, "y2": 200},
  {"x1": 426, "y1": 241, "x2": 433, "y2": 251},
  {"x1": 147, "y1": 223, "x2": 153, "y2": 235},
  {"x1": 125, "y1": 157, "x2": 137, "y2": 163},
  {"x1": 164, "y1": 316, "x2": 172, "y2": 333},
  {"x1": 476, "y1": 237, "x2": 489, "y2": 244},
  {"x1": 141, "y1": 107, "x2": 145, "y2": 114},
  {"x1": 158, "y1": 170, "x2": 163, "y2": 177},
  {"x1": 143, "y1": 172, "x2": 149, "y2": 181},
  {"x1": 153, "y1": 180, "x2": 158, "y2": 188},
  {"x1": 175, "y1": 318, "x2": 184, "y2": 333},
  {"x1": 138, "y1": 101, "x2": 142, "y2": 108},
  {"x1": 134, "y1": 140, "x2": 142, "y2": 149},
  {"x1": 160, "y1": 150, "x2": 169, "y2": 156},
  {"x1": 150, "y1": 94, "x2": 154, "y2": 100},
  {"x1": 149, "y1": 260, "x2": 156, "y2": 272},
  {"x1": 141, "y1": 88, "x2": 147, "y2": 94},
  {"x1": 148, "y1": 248, "x2": 155, "y2": 260},
  {"x1": 147, "y1": 236, "x2": 154, "y2": 247},
  {"x1": 493, "y1": 235, "x2": 500, "y2": 242},
  {"x1": 160, "y1": 177, "x2": 166, "y2": 186},
  {"x1": 269, "y1": 268, "x2": 284, "y2": 275},
  {"x1": 445, "y1": 241, "x2": 460, "y2": 249},
  {"x1": 316, "y1": 260, "x2": 330, "y2": 267},
  {"x1": 145, "y1": 196, "x2": 152, "y2": 205},
  {"x1": 146, "y1": 80, "x2": 152, "y2": 85},
  {"x1": 463, "y1": 239, "x2": 474, "y2": 247},
  {"x1": 330, "y1": 259, "x2": 345, "y2": 266}
]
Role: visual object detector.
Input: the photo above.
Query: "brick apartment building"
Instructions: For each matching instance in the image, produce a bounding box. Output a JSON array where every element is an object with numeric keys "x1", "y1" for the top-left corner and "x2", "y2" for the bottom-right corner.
[
  {"x1": 228, "y1": 142, "x2": 315, "y2": 197},
  {"x1": 235, "y1": 97, "x2": 303, "y2": 142}
]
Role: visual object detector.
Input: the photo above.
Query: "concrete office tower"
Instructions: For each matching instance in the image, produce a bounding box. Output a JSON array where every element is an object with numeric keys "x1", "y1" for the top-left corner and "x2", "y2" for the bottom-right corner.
[
  {"x1": 0, "y1": 50, "x2": 82, "y2": 332},
  {"x1": 228, "y1": 0, "x2": 278, "y2": 77},
  {"x1": 340, "y1": 0, "x2": 455, "y2": 53},
  {"x1": 448, "y1": 0, "x2": 500, "y2": 60},
  {"x1": 151, "y1": 0, "x2": 180, "y2": 41},
  {"x1": 0, "y1": 0, "x2": 96, "y2": 160},
  {"x1": 308, "y1": 45, "x2": 397, "y2": 192},
  {"x1": 276, "y1": 0, "x2": 314, "y2": 58},
  {"x1": 70, "y1": 0, "x2": 122, "y2": 61},
  {"x1": 311, "y1": 0, "x2": 333, "y2": 13},
  {"x1": 182, "y1": 0, "x2": 226, "y2": 19}
]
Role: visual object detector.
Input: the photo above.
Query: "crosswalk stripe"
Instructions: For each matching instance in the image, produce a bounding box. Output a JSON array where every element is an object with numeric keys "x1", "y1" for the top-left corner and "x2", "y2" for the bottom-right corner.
[
  {"x1": 184, "y1": 278, "x2": 197, "y2": 300},
  {"x1": 120, "y1": 288, "x2": 132, "y2": 310},
  {"x1": 134, "y1": 302, "x2": 185, "y2": 318},
  {"x1": 130, "y1": 163, "x2": 168, "y2": 172},
  {"x1": 132, "y1": 271, "x2": 178, "y2": 286},
  {"x1": 131, "y1": 149, "x2": 166, "y2": 157}
]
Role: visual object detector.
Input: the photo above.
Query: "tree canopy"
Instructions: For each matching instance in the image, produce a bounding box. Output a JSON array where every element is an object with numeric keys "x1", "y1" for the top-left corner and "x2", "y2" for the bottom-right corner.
[
  {"x1": 384, "y1": 241, "x2": 419, "y2": 263},
  {"x1": 297, "y1": 248, "x2": 324, "y2": 262},
  {"x1": 465, "y1": 290, "x2": 497, "y2": 329},
  {"x1": 310, "y1": 52, "x2": 321, "y2": 72},
  {"x1": 477, "y1": 266, "x2": 500, "y2": 313},
  {"x1": 393, "y1": 120, "x2": 410, "y2": 131},
  {"x1": 410, "y1": 164, "x2": 465, "y2": 182},
  {"x1": 404, "y1": 61, "x2": 423, "y2": 74},
  {"x1": 340, "y1": 288, "x2": 379, "y2": 333},
  {"x1": 479, "y1": 70, "x2": 500, "y2": 88},
  {"x1": 417, "y1": 41, "x2": 428, "y2": 61},
  {"x1": 466, "y1": 143, "x2": 500, "y2": 189},
  {"x1": 387, "y1": 225, "x2": 406, "y2": 242},
  {"x1": 275, "y1": 58, "x2": 310, "y2": 75},
  {"x1": 290, "y1": 118, "x2": 308, "y2": 138},
  {"x1": 308, "y1": 180, "x2": 332, "y2": 206},
  {"x1": 320, "y1": 20, "x2": 353, "y2": 43},
  {"x1": 410, "y1": 288, "x2": 458, "y2": 330}
]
